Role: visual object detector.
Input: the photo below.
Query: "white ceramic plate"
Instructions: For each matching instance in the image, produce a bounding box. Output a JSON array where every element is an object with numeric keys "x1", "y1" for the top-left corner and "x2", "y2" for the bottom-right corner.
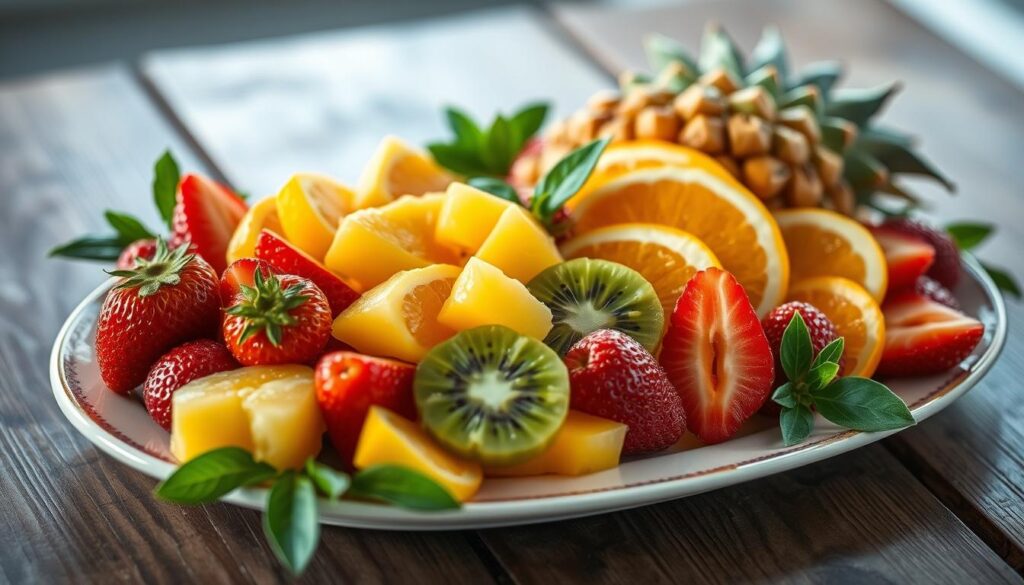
[{"x1": 51, "y1": 255, "x2": 1006, "y2": 530}]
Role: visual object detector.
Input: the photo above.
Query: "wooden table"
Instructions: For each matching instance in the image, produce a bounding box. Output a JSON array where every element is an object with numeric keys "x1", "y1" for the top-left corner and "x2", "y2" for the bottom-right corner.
[{"x1": 3, "y1": 1, "x2": 1023, "y2": 582}]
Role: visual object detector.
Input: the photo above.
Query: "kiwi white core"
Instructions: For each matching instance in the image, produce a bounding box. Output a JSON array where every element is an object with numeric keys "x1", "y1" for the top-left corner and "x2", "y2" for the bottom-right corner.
[
  {"x1": 564, "y1": 301, "x2": 614, "y2": 334},
  {"x1": 467, "y1": 370, "x2": 516, "y2": 410}
]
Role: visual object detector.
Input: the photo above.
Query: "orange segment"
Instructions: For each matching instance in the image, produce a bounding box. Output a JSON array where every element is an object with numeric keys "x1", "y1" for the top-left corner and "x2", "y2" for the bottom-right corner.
[
  {"x1": 559, "y1": 223, "x2": 720, "y2": 317},
  {"x1": 227, "y1": 196, "x2": 283, "y2": 263},
  {"x1": 356, "y1": 136, "x2": 453, "y2": 208},
  {"x1": 570, "y1": 163, "x2": 789, "y2": 316},
  {"x1": 775, "y1": 209, "x2": 888, "y2": 302},
  {"x1": 276, "y1": 173, "x2": 354, "y2": 259},
  {"x1": 786, "y1": 277, "x2": 885, "y2": 377}
]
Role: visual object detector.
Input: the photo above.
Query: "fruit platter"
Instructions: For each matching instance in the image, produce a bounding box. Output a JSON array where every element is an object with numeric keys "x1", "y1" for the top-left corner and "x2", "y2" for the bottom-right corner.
[{"x1": 50, "y1": 26, "x2": 1013, "y2": 573}]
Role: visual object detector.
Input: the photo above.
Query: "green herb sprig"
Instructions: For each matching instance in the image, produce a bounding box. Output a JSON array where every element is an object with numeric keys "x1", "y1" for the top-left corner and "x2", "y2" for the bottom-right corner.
[
  {"x1": 946, "y1": 222, "x2": 1020, "y2": 299},
  {"x1": 774, "y1": 313, "x2": 914, "y2": 446},
  {"x1": 156, "y1": 448, "x2": 459, "y2": 575},
  {"x1": 428, "y1": 103, "x2": 549, "y2": 179}
]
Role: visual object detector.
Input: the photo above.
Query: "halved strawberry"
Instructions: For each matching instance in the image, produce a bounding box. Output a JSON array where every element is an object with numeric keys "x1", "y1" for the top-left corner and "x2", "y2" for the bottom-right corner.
[
  {"x1": 171, "y1": 173, "x2": 248, "y2": 274},
  {"x1": 219, "y1": 257, "x2": 276, "y2": 305},
  {"x1": 659, "y1": 268, "x2": 774, "y2": 444},
  {"x1": 869, "y1": 225, "x2": 935, "y2": 292},
  {"x1": 255, "y1": 229, "x2": 359, "y2": 316},
  {"x1": 877, "y1": 294, "x2": 984, "y2": 377}
]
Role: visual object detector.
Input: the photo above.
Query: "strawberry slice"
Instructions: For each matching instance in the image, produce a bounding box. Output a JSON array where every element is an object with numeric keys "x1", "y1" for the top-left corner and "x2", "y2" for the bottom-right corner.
[
  {"x1": 870, "y1": 226, "x2": 935, "y2": 292},
  {"x1": 171, "y1": 173, "x2": 248, "y2": 274},
  {"x1": 659, "y1": 268, "x2": 774, "y2": 444},
  {"x1": 877, "y1": 293, "x2": 984, "y2": 377},
  {"x1": 255, "y1": 229, "x2": 360, "y2": 316}
]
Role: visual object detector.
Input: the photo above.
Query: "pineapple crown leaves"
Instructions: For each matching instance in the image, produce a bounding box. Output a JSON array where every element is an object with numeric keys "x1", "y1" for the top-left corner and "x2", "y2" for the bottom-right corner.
[
  {"x1": 225, "y1": 269, "x2": 310, "y2": 347},
  {"x1": 427, "y1": 102, "x2": 550, "y2": 178},
  {"x1": 641, "y1": 24, "x2": 953, "y2": 210},
  {"x1": 106, "y1": 238, "x2": 193, "y2": 297}
]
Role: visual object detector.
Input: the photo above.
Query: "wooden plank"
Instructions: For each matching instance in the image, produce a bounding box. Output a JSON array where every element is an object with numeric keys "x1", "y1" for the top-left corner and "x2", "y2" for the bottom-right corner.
[
  {"x1": 480, "y1": 446, "x2": 1021, "y2": 584},
  {"x1": 140, "y1": 6, "x2": 611, "y2": 197},
  {"x1": 0, "y1": 65, "x2": 494, "y2": 584},
  {"x1": 555, "y1": 0, "x2": 1024, "y2": 571}
]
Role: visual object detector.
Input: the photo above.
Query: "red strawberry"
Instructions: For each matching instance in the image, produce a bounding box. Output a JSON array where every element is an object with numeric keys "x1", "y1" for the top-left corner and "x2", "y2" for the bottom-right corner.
[
  {"x1": 255, "y1": 229, "x2": 359, "y2": 316},
  {"x1": 869, "y1": 225, "x2": 935, "y2": 291},
  {"x1": 564, "y1": 329, "x2": 685, "y2": 454},
  {"x1": 659, "y1": 268, "x2": 774, "y2": 444},
  {"x1": 910, "y1": 275, "x2": 961, "y2": 310},
  {"x1": 882, "y1": 218, "x2": 960, "y2": 289},
  {"x1": 877, "y1": 294, "x2": 984, "y2": 377},
  {"x1": 96, "y1": 240, "x2": 220, "y2": 394},
  {"x1": 222, "y1": 269, "x2": 332, "y2": 365},
  {"x1": 170, "y1": 173, "x2": 247, "y2": 274},
  {"x1": 143, "y1": 340, "x2": 238, "y2": 430},
  {"x1": 761, "y1": 302, "x2": 842, "y2": 386},
  {"x1": 116, "y1": 238, "x2": 159, "y2": 269},
  {"x1": 315, "y1": 351, "x2": 417, "y2": 466},
  {"x1": 219, "y1": 257, "x2": 276, "y2": 306}
]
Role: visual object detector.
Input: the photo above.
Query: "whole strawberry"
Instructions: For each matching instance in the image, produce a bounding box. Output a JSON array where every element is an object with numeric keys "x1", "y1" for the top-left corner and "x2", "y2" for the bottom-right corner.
[
  {"x1": 882, "y1": 218, "x2": 960, "y2": 289},
  {"x1": 96, "y1": 239, "x2": 220, "y2": 394},
  {"x1": 564, "y1": 329, "x2": 685, "y2": 454},
  {"x1": 143, "y1": 340, "x2": 238, "y2": 430},
  {"x1": 762, "y1": 302, "x2": 842, "y2": 388},
  {"x1": 220, "y1": 257, "x2": 276, "y2": 306},
  {"x1": 222, "y1": 269, "x2": 332, "y2": 366}
]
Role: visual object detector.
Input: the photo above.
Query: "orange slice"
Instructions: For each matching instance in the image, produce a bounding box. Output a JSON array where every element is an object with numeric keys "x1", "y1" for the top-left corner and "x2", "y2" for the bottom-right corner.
[
  {"x1": 356, "y1": 136, "x2": 453, "y2": 208},
  {"x1": 559, "y1": 223, "x2": 720, "y2": 317},
  {"x1": 594, "y1": 140, "x2": 736, "y2": 183},
  {"x1": 569, "y1": 162, "x2": 789, "y2": 316},
  {"x1": 276, "y1": 173, "x2": 353, "y2": 260},
  {"x1": 774, "y1": 209, "x2": 888, "y2": 302},
  {"x1": 226, "y1": 195, "x2": 283, "y2": 263},
  {"x1": 786, "y1": 276, "x2": 885, "y2": 377}
]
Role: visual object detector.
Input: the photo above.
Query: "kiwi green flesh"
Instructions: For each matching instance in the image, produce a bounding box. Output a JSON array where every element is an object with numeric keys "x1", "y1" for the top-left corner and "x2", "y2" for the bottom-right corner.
[
  {"x1": 527, "y1": 258, "x2": 665, "y2": 355},
  {"x1": 414, "y1": 325, "x2": 570, "y2": 466}
]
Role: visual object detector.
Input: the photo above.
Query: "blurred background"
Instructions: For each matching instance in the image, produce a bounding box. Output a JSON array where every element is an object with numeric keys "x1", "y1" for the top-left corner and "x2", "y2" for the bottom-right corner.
[{"x1": 3, "y1": 0, "x2": 1024, "y2": 90}]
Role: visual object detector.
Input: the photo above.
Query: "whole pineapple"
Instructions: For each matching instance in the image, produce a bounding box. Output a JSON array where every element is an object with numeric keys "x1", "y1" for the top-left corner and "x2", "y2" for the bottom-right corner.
[{"x1": 519, "y1": 24, "x2": 953, "y2": 215}]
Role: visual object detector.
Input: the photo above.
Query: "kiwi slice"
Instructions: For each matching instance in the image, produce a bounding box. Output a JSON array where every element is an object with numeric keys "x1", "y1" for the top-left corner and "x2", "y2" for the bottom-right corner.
[
  {"x1": 527, "y1": 258, "x2": 664, "y2": 355},
  {"x1": 414, "y1": 325, "x2": 570, "y2": 466}
]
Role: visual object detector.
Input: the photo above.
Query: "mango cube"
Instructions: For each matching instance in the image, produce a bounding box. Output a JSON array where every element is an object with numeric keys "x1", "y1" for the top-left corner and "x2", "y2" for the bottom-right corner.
[
  {"x1": 475, "y1": 205, "x2": 563, "y2": 283},
  {"x1": 437, "y1": 257, "x2": 553, "y2": 340},
  {"x1": 435, "y1": 183, "x2": 516, "y2": 251},
  {"x1": 485, "y1": 411, "x2": 626, "y2": 477}
]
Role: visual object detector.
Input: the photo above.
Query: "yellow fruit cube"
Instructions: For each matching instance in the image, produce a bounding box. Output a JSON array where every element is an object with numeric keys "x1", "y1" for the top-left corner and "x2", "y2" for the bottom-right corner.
[
  {"x1": 170, "y1": 365, "x2": 321, "y2": 470},
  {"x1": 227, "y1": 195, "x2": 283, "y2": 263},
  {"x1": 435, "y1": 183, "x2": 515, "y2": 251},
  {"x1": 476, "y1": 205, "x2": 563, "y2": 283},
  {"x1": 437, "y1": 257, "x2": 553, "y2": 340},
  {"x1": 276, "y1": 173, "x2": 353, "y2": 260},
  {"x1": 332, "y1": 264, "x2": 461, "y2": 362},
  {"x1": 485, "y1": 411, "x2": 627, "y2": 477},
  {"x1": 354, "y1": 406, "x2": 482, "y2": 502},
  {"x1": 356, "y1": 136, "x2": 453, "y2": 209}
]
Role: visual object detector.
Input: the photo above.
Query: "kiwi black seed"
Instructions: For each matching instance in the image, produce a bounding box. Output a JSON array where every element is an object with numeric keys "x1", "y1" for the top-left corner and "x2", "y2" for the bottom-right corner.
[
  {"x1": 414, "y1": 325, "x2": 570, "y2": 466},
  {"x1": 527, "y1": 257, "x2": 664, "y2": 355}
]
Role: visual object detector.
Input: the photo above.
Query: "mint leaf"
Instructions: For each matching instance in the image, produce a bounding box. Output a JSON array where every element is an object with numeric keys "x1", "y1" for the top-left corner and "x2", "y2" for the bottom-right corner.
[
  {"x1": 304, "y1": 459, "x2": 350, "y2": 500},
  {"x1": 510, "y1": 102, "x2": 548, "y2": 149},
  {"x1": 153, "y1": 150, "x2": 180, "y2": 229},
  {"x1": 807, "y1": 362, "x2": 840, "y2": 391},
  {"x1": 426, "y1": 144, "x2": 491, "y2": 177},
  {"x1": 532, "y1": 137, "x2": 610, "y2": 220},
  {"x1": 264, "y1": 472, "x2": 319, "y2": 576},
  {"x1": 349, "y1": 465, "x2": 459, "y2": 510},
  {"x1": 946, "y1": 222, "x2": 993, "y2": 251},
  {"x1": 429, "y1": 102, "x2": 549, "y2": 178},
  {"x1": 49, "y1": 236, "x2": 125, "y2": 261},
  {"x1": 780, "y1": 404, "x2": 814, "y2": 446},
  {"x1": 772, "y1": 381, "x2": 797, "y2": 409},
  {"x1": 981, "y1": 262, "x2": 1021, "y2": 299},
  {"x1": 445, "y1": 107, "x2": 483, "y2": 149},
  {"x1": 482, "y1": 115, "x2": 513, "y2": 176},
  {"x1": 780, "y1": 312, "x2": 814, "y2": 382},
  {"x1": 810, "y1": 377, "x2": 914, "y2": 432},
  {"x1": 104, "y1": 210, "x2": 155, "y2": 245},
  {"x1": 812, "y1": 337, "x2": 844, "y2": 369},
  {"x1": 468, "y1": 177, "x2": 521, "y2": 205},
  {"x1": 156, "y1": 447, "x2": 277, "y2": 504}
]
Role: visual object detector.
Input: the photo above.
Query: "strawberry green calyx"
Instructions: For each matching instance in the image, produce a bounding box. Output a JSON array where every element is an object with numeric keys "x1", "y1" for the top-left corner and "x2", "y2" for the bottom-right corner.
[
  {"x1": 225, "y1": 268, "x2": 309, "y2": 346},
  {"x1": 106, "y1": 238, "x2": 193, "y2": 297}
]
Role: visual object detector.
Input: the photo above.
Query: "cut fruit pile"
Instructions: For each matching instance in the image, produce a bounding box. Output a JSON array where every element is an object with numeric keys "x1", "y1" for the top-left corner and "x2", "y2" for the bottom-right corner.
[{"x1": 85, "y1": 132, "x2": 986, "y2": 507}]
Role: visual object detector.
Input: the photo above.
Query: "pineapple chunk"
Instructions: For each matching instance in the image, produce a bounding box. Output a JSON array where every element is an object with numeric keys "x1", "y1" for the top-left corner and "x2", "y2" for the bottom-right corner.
[
  {"x1": 435, "y1": 183, "x2": 515, "y2": 251},
  {"x1": 475, "y1": 205, "x2": 563, "y2": 283},
  {"x1": 354, "y1": 406, "x2": 482, "y2": 502},
  {"x1": 486, "y1": 411, "x2": 626, "y2": 477},
  {"x1": 170, "y1": 365, "x2": 322, "y2": 470},
  {"x1": 437, "y1": 257, "x2": 553, "y2": 340}
]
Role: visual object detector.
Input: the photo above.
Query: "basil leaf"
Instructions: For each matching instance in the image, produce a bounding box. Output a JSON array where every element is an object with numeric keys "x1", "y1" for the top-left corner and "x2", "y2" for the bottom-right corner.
[
  {"x1": 780, "y1": 404, "x2": 814, "y2": 446},
  {"x1": 532, "y1": 137, "x2": 610, "y2": 219},
  {"x1": 812, "y1": 337, "x2": 845, "y2": 369},
  {"x1": 153, "y1": 150, "x2": 180, "y2": 229},
  {"x1": 810, "y1": 377, "x2": 914, "y2": 432},
  {"x1": 780, "y1": 312, "x2": 814, "y2": 382},
  {"x1": 807, "y1": 362, "x2": 840, "y2": 391},
  {"x1": 427, "y1": 143, "x2": 491, "y2": 177},
  {"x1": 445, "y1": 107, "x2": 483, "y2": 149},
  {"x1": 468, "y1": 177, "x2": 522, "y2": 205},
  {"x1": 104, "y1": 210, "x2": 155, "y2": 245},
  {"x1": 772, "y1": 381, "x2": 797, "y2": 409},
  {"x1": 981, "y1": 262, "x2": 1021, "y2": 299},
  {"x1": 945, "y1": 222, "x2": 993, "y2": 251},
  {"x1": 349, "y1": 465, "x2": 459, "y2": 511},
  {"x1": 510, "y1": 102, "x2": 549, "y2": 150},
  {"x1": 264, "y1": 472, "x2": 319, "y2": 576},
  {"x1": 49, "y1": 236, "x2": 125, "y2": 261},
  {"x1": 304, "y1": 459, "x2": 350, "y2": 500},
  {"x1": 156, "y1": 447, "x2": 277, "y2": 504}
]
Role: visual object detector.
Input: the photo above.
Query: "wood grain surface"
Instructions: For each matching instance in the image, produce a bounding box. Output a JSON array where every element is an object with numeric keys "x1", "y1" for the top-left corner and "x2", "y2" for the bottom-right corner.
[{"x1": 4, "y1": 1, "x2": 1024, "y2": 582}]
